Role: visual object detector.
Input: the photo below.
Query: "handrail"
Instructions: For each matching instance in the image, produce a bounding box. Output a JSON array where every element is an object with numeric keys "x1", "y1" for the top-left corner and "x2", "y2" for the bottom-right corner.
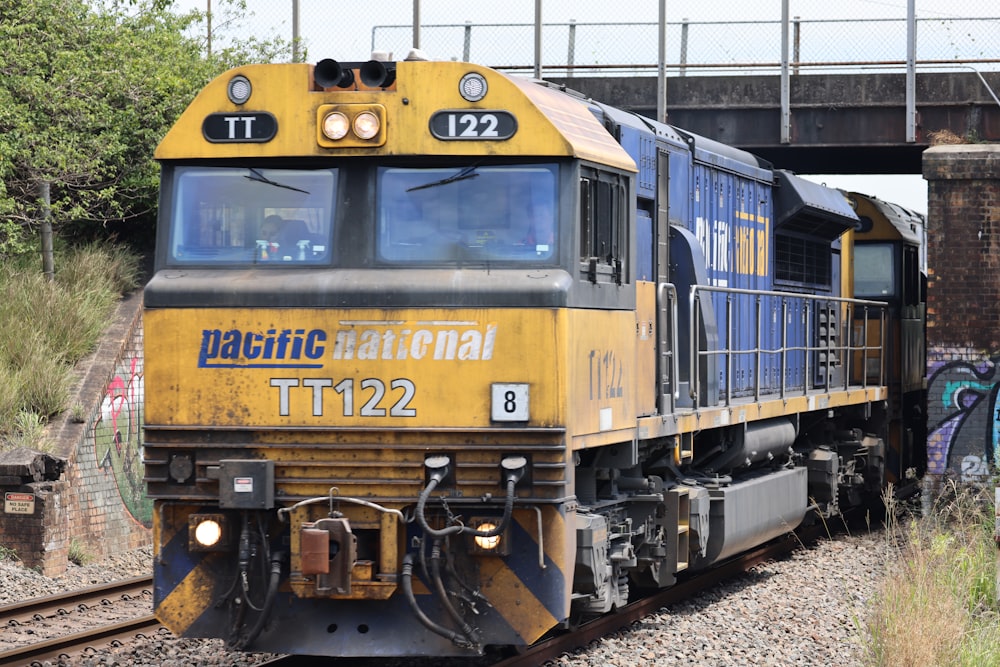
[
  {"x1": 689, "y1": 284, "x2": 887, "y2": 410},
  {"x1": 657, "y1": 282, "x2": 680, "y2": 410}
]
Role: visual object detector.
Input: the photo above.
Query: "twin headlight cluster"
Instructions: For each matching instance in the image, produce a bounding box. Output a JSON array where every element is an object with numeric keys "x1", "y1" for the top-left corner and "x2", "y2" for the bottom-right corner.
[
  {"x1": 316, "y1": 104, "x2": 386, "y2": 146},
  {"x1": 321, "y1": 109, "x2": 380, "y2": 140}
]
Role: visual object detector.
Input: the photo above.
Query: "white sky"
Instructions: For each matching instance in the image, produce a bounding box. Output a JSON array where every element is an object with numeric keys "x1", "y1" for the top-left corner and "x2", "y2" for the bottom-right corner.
[
  {"x1": 185, "y1": 1, "x2": 983, "y2": 39},
  {"x1": 174, "y1": 0, "x2": 980, "y2": 213},
  {"x1": 802, "y1": 174, "x2": 926, "y2": 214}
]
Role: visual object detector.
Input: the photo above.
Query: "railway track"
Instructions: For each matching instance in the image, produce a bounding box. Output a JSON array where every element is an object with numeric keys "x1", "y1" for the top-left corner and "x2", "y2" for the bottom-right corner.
[
  {"x1": 0, "y1": 575, "x2": 162, "y2": 666},
  {"x1": 493, "y1": 524, "x2": 825, "y2": 667},
  {"x1": 0, "y1": 523, "x2": 827, "y2": 666},
  {"x1": 255, "y1": 524, "x2": 829, "y2": 667}
]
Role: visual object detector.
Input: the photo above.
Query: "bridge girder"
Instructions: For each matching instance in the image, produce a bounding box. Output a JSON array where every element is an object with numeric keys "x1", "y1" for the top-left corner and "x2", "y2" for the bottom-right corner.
[{"x1": 546, "y1": 71, "x2": 1000, "y2": 174}]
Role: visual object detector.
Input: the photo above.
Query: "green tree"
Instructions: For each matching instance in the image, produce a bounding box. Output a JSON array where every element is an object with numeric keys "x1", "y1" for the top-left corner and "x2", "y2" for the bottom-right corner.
[
  {"x1": 0, "y1": 0, "x2": 291, "y2": 448},
  {"x1": 0, "y1": 0, "x2": 290, "y2": 255}
]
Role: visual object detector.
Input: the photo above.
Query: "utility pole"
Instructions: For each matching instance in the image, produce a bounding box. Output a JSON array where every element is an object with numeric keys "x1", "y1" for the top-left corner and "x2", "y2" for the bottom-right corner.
[
  {"x1": 413, "y1": 0, "x2": 421, "y2": 50},
  {"x1": 534, "y1": 0, "x2": 542, "y2": 79},
  {"x1": 657, "y1": 0, "x2": 667, "y2": 122},
  {"x1": 39, "y1": 180, "x2": 54, "y2": 281},
  {"x1": 206, "y1": 0, "x2": 212, "y2": 57}
]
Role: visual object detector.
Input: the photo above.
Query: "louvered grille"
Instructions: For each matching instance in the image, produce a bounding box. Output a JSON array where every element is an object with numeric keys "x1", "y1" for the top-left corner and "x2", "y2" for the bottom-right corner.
[{"x1": 145, "y1": 431, "x2": 568, "y2": 504}]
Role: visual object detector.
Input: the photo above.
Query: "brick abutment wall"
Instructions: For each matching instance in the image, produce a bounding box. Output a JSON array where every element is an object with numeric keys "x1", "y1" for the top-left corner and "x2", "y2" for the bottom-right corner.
[
  {"x1": 0, "y1": 292, "x2": 148, "y2": 575},
  {"x1": 0, "y1": 478, "x2": 70, "y2": 577},
  {"x1": 923, "y1": 145, "x2": 1000, "y2": 489}
]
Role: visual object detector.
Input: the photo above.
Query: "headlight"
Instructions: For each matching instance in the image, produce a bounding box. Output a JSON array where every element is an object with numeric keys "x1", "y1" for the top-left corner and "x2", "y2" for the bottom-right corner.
[
  {"x1": 467, "y1": 518, "x2": 511, "y2": 556},
  {"x1": 353, "y1": 111, "x2": 380, "y2": 139},
  {"x1": 195, "y1": 519, "x2": 222, "y2": 547},
  {"x1": 189, "y1": 513, "x2": 230, "y2": 552},
  {"x1": 322, "y1": 112, "x2": 350, "y2": 140},
  {"x1": 473, "y1": 523, "x2": 501, "y2": 550}
]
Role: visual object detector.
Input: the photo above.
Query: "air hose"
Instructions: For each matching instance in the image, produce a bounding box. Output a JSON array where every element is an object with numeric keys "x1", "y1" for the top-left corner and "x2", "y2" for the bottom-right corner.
[{"x1": 401, "y1": 552, "x2": 475, "y2": 650}]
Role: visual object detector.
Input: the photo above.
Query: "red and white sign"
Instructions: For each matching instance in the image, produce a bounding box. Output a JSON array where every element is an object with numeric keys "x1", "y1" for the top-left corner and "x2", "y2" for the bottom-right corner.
[{"x1": 4, "y1": 492, "x2": 35, "y2": 515}]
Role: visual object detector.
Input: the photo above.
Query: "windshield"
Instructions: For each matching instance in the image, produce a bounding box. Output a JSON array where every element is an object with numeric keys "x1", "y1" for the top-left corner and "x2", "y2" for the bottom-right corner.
[
  {"x1": 854, "y1": 243, "x2": 896, "y2": 297},
  {"x1": 377, "y1": 164, "x2": 558, "y2": 263},
  {"x1": 167, "y1": 167, "x2": 336, "y2": 265}
]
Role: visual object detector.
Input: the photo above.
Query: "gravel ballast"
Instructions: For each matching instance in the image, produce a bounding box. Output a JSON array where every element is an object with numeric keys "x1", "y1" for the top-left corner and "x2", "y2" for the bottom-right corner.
[{"x1": 1, "y1": 530, "x2": 888, "y2": 666}]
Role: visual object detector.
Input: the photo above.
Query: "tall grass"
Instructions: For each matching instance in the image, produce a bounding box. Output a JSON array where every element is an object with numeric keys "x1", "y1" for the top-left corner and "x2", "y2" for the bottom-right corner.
[
  {"x1": 865, "y1": 482, "x2": 1000, "y2": 666},
  {"x1": 0, "y1": 244, "x2": 140, "y2": 452}
]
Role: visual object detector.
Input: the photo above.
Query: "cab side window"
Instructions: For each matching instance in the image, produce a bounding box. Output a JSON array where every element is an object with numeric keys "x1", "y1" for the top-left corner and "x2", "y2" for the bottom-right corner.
[{"x1": 579, "y1": 169, "x2": 628, "y2": 285}]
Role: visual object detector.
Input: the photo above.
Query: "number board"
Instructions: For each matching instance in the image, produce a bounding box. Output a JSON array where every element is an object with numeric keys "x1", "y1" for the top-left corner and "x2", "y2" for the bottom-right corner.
[
  {"x1": 491, "y1": 383, "x2": 529, "y2": 422},
  {"x1": 429, "y1": 110, "x2": 517, "y2": 141},
  {"x1": 202, "y1": 112, "x2": 278, "y2": 143}
]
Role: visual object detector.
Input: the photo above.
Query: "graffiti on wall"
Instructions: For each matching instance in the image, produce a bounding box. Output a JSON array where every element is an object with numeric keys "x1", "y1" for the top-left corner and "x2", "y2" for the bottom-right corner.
[
  {"x1": 93, "y1": 349, "x2": 152, "y2": 526},
  {"x1": 926, "y1": 353, "x2": 1000, "y2": 483}
]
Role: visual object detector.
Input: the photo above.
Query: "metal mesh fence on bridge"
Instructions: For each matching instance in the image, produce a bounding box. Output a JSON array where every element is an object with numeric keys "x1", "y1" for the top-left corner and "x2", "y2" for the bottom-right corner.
[
  {"x1": 372, "y1": 16, "x2": 999, "y2": 75},
  {"x1": 176, "y1": 0, "x2": 1000, "y2": 76}
]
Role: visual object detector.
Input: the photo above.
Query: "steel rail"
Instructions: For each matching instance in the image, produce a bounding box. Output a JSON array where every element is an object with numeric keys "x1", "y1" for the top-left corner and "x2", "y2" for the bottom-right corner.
[
  {"x1": 493, "y1": 523, "x2": 828, "y2": 667},
  {"x1": 0, "y1": 575, "x2": 158, "y2": 665},
  {"x1": 0, "y1": 614, "x2": 162, "y2": 666},
  {"x1": 0, "y1": 575, "x2": 153, "y2": 626}
]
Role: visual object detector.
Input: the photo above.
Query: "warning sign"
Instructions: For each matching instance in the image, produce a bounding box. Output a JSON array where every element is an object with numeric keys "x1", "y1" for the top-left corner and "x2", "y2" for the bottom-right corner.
[{"x1": 4, "y1": 492, "x2": 35, "y2": 515}]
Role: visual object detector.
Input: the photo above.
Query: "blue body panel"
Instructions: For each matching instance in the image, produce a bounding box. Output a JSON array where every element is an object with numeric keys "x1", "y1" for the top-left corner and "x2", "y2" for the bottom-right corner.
[{"x1": 591, "y1": 103, "x2": 856, "y2": 404}]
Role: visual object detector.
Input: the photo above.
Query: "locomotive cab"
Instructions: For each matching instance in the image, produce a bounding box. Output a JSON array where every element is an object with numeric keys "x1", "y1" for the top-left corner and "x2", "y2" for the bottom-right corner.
[{"x1": 845, "y1": 193, "x2": 928, "y2": 493}]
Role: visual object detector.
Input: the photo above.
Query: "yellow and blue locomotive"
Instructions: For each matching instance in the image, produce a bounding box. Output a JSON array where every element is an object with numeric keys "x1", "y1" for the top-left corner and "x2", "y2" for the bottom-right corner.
[{"x1": 143, "y1": 54, "x2": 924, "y2": 657}]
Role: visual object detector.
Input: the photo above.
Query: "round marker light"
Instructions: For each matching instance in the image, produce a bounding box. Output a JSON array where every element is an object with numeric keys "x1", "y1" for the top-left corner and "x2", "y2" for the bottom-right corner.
[
  {"x1": 353, "y1": 111, "x2": 380, "y2": 139},
  {"x1": 227, "y1": 75, "x2": 252, "y2": 105},
  {"x1": 473, "y1": 523, "x2": 501, "y2": 550},
  {"x1": 194, "y1": 519, "x2": 223, "y2": 548},
  {"x1": 459, "y1": 72, "x2": 488, "y2": 102},
  {"x1": 322, "y1": 111, "x2": 350, "y2": 140}
]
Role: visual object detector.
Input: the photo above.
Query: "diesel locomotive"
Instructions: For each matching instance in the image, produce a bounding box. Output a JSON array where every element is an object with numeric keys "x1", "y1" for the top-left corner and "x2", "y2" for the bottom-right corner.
[{"x1": 143, "y1": 53, "x2": 926, "y2": 658}]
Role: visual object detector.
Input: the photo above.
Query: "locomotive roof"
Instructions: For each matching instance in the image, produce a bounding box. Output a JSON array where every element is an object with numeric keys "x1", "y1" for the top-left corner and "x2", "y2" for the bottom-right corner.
[
  {"x1": 848, "y1": 192, "x2": 925, "y2": 245},
  {"x1": 155, "y1": 60, "x2": 636, "y2": 172}
]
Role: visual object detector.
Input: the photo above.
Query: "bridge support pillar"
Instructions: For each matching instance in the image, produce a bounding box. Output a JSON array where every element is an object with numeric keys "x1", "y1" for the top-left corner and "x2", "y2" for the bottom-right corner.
[{"x1": 922, "y1": 145, "x2": 1000, "y2": 487}]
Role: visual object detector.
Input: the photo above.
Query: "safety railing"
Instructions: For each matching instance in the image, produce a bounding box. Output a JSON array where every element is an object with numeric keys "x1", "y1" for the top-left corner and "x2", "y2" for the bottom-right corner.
[{"x1": 687, "y1": 285, "x2": 887, "y2": 410}]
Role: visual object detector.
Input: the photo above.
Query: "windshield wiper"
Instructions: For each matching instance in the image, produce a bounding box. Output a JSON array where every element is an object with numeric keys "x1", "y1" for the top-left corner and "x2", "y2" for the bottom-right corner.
[
  {"x1": 244, "y1": 168, "x2": 310, "y2": 194},
  {"x1": 406, "y1": 164, "x2": 480, "y2": 192}
]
